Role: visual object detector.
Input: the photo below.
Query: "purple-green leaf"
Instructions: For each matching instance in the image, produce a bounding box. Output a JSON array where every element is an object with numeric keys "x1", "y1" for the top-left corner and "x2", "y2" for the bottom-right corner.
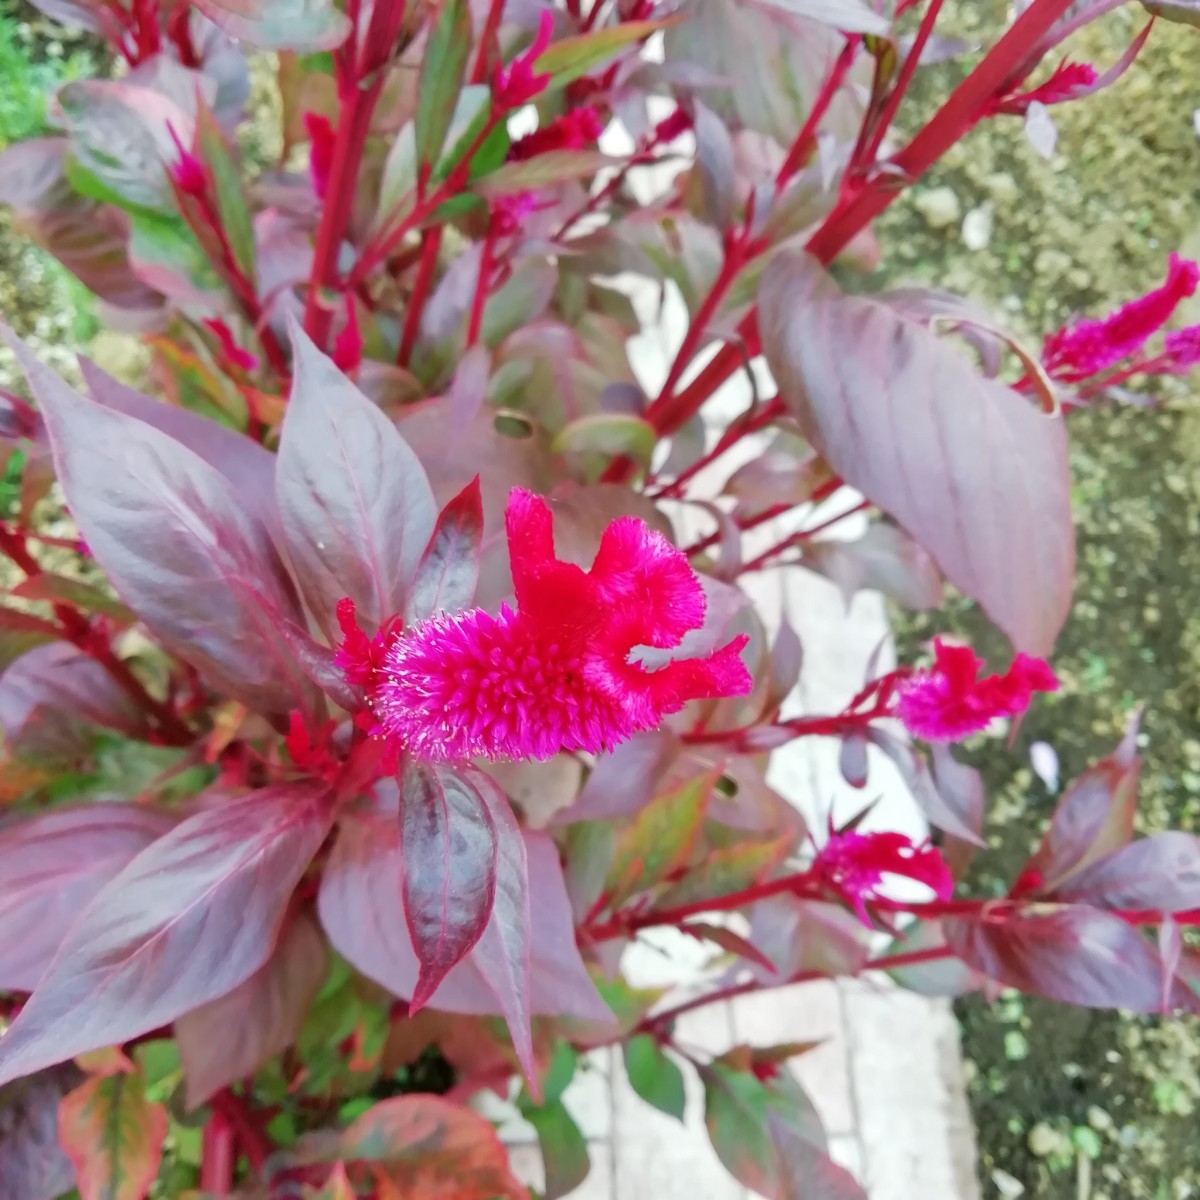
[
  {"x1": 406, "y1": 475, "x2": 485, "y2": 623},
  {"x1": 759, "y1": 252, "x2": 1074, "y2": 656},
  {"x1": 624, "y1": 1034, "x2": 687, "y2": 1120},
  {"x1": 192, "y1": 0, "x2": 350, "y2": 51},
  {"x1": 400, "y1": 761, "x2": 499, "y2": 1012}
]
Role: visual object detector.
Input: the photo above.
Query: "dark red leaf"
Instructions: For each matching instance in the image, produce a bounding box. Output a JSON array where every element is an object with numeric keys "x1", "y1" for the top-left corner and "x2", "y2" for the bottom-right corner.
[
  {"x1": 0, "y1": 1065, "x2": 81, "y2": 1200},
  {"x1": 1021, "y1": 725, "x2": 1139, "y2": 894},
  {"x1": 175, "y1": 911, "x2": 329, "y2": 1107},
  {"x1": 769, "y1": 1111, "x2": 868, "y2": 1200},
  {"x1": 277, "y1": 326, "x2": 436, "y2": 633},
  {"x1": 1055, "y1": 832, "x2": 1200, "y2": 912},
  {"x1": 929, "y1": 744, "x2": 986, "y2": 877},
  {"x1": 318, "y1": 785, "x2": 609, "y2": 1023},
  {"x1": 400, "y1": 761, "x2": 499, "y2": 1012},
  {"x1": 405, "y1": 476, "x2": 485, "y2": 624},
  {"x1": 758, "y1": 252, "x2": 1074, "y2": 655},
  {"x1": 7, "y1": 332, "x2": 318, "y2": 718},
  {"x1": 944, "y1": 905, "x2": 1200, "y2": 1013},
  {"x1": 0, "y1": 643, "x2": 147, "y2": 758},
  {"x1": 0, "y1": 804, "x2": 174, "y2": 992},
  {"x1": 683, "y1": 921, "x2": 778, "y2": 973},
  {"x1": 78, "y1": 357, "x2": 279, "y2": 539},
  {"x1": 0, "y1": 784, "x2": 333, "y2": 1086}
]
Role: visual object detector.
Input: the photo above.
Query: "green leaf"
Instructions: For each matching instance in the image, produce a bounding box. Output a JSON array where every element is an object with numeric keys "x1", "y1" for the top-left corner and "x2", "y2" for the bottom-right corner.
[
  {"x1": 476, "y1": 150, "x2": 614, "y2": 197},
  {"x1": 193, "y1": 0, "x2": 351, "y2": 51},
  {"x1": 655, "y1": 833, "x2": 793, "y2": 911},
  {"x1": 58, "y1": 1069, "x2": 169, "y2": 1200},
  {"x1": 128, "y1": 211, "x2": 224, "y2": 303},
  {"x1": 551, "y1": 412, "x2": 656, "y2": 475},
  {"x1": 533, "y1": 19, "x2": 673, "y2": 90},
  {"x1": 624, "y1": 1035, "x2": 686, "y2": 1120},
  {"x1": 416, "y1": 0, "x2": 473, "y2": 168},
  {"x1": 604, "y1": 768, "x2": 716, "y2": 907},
  {"x1": 563, "y1": 820, "x2": 617, "y2": 921},
  {"x1": 541, "y1": 1041, "x2": 579, "y2": 1108},
  {"x1": 435, "y1": 85, "x2": 493, "y2": 178},
  {"x1": 526, "y1": 1100, "x2": 590, "y2": 1200},
  {"x1": 375, "y1": 122, "x2": 418, "y2": 235},
  {"x1": 194, "y1": 102, "x2": 256, "y2": 283}
]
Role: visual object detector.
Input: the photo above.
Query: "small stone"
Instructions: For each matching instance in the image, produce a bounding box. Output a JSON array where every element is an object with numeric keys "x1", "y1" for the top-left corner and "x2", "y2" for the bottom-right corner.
[
  {"x1": 1068, "y1": 267, "x2": 1093, "y2": 289},
  {"x1": 962, "y1": 205, "x2": 993, "y2": 250},
  {"x1": 914, "y1": 186, "x2": 962, "y2": 229},
  {"x1": 985, "y1": 172, "x2": 1020, "y2": 205},
  {"x1": 1028, "y1": 1122, "x2": 1064, "y2": 1157},
  {"x1": 991, "y1": 1168, "x2": 1025, "y2": 1198},
  {"x1": 1088, "y1": 1105, "x2": 1114, "y2": 1132}
]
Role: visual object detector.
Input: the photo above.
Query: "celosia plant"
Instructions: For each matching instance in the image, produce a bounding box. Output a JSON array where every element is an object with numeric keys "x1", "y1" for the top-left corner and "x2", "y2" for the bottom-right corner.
[{"x1": 0, "y1": 0, "x2": 1198, "y2": 1195}]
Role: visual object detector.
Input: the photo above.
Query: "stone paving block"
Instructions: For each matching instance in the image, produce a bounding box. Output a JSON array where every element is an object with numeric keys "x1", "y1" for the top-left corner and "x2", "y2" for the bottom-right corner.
[
  {"x1": 730, "y1": 980, "x2": 855, "y2": 1137},
  {"x1": 842, "y1": 977, "x2": 981, "y2": 1200}
]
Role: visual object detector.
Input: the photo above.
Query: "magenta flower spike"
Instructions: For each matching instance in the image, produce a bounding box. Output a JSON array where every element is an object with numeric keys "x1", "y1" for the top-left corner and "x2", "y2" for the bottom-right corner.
[
  {"x1": 339, "y1": 488, "x2": 753, "y2": 762},
  {"x1": 896, "y1": 638, "x2": 1059, "y2": 743},
  {"x1": 492, "y1": 10, "x2": 554, "y2": 111}
]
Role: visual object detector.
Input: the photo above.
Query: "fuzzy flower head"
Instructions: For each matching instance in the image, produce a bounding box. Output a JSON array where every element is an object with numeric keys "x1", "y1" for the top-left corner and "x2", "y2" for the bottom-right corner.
[
  {"x1": 166, "y1": 122, "x2": 206, "y2": 197},
  {"x1": 1164, "y1": 324, "x2": 1200, "y2": 371},
  {"x1": 493, "y1": 10, "x2": 554, "y2": 111},
  {"x1": 509, "y1": 107, "x2": 606, "y2": 161},
  {"x1": 896, "y1": 639, "x2": 1058, "y2": 743},
  {"x1": 1042, "y1": 253, "x2": 1200, "y2": 380},
  {"x1": 813, "y1": 830, "x2": 954, "y2": 926},
  {"x1": 340, "y1": 489, "x2": 752, "y2": 762}
]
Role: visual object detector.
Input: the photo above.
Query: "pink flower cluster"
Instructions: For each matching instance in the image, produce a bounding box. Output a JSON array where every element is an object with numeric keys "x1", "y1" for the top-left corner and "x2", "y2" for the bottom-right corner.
[
  {"x1": 509, "y1": 107, "x2": 605, "y2": 161},
  {"x1": 896, "y1": 639, "x2": 1059, "y2": 742},
  {"x1": 1042, "y1": 253, "x2": 1200, "y2": 380},
  {"x1": 989, "y1": 59, "x2": 1098, "y2": 116},
  {"x1": 813, "y1": 830, "x2": 954, "y2": 926},
  {"x1": 337, "y1": 489, "x2": 752, "y2": 762}
]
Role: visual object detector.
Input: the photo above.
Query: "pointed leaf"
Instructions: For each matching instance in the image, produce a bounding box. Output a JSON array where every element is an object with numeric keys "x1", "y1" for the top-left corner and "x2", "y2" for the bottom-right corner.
[
  {"x1": 759, "y1": 252, "x2": 1073, "y2": 655},
  {"x1": 278, "y1": 325, "x2": 437, "y2": 631},
  {"x1": 415, "y1": 0, "x2": 472, "y2": 169},
  {"x1": 0, "y1": 1066, "x2": 80, "y2": 1200},
  {"x1": 623, "y1": 1035, "x2": 686, "y2": 1120},
  {"x1": 655, "y1": 833, "x2": 792, "y2": 911},
  {"x1": 400, "y1": 761, "x2": 499, "y2": 1011},
  {"x1": 769, "y1": 1110, "x2": 867, "y2": 1200},
  {"x1": 944, "y1": 905, "x2": 1200, "y2": 1013},
  {"x1": 1022, "y1": 729, "x2": 1140, "y2": 894},
  {"x1": 58, "y1": 1070, "x2": 167, "y2": 1200},
  {"x1": 319, "y1": 790, "x2": 609, "y2": 1022},
  {"x1": 9, "y1": 334, "x2": 316, "y2": 717},
  {"x1": 533, "y1": 20, "x2": 674, "y2": 89},
  {"x1": 194, "y1": 101, "x2": 255, "y2": 282},
  {"x1": 0, "y1": 805, "x2": 174, "y2": 993},
  {"x1": 683, "y1": 920, "x2": 779, "y2": 973},
  {"x1": 477, "y1": 150, "x2": 614, "y2": 197},
  {"x1": 1054, "y1": 832, "x2": 1200, "y2": 913},
  {"x1": 176, "y1": 912, "x2": 329, "y2": 1107},
  {"x1": 405, "y1": 475, "x2": 484, "y2": 623},
  {"x1": 525, "y1": 1101, "x2": 589, "y2": 1200},
  {"x1": 605, "y1": 769, "x2": 716, "y2": 907},
  {"x1": 0, "y1": 785, "x2": 333, "y2": 1086},
  {"x1": 276, "y1": 1095, "x2": 529, "y2": 1198}
]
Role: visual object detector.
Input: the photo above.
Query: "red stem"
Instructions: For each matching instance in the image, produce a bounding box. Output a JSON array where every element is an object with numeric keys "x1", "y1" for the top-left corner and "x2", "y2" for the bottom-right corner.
[
  {"x1": 777, "y1": 36, "x2": 861, "y2": 187},
  {"x1": 303, "y1": 76, "x2": 386, "y2": 346},
  {"x1": 466, "y1": 229, "x2": 496, "y2": 348},
  {"x1": 739, "y1": 499, "x2": 873, "y2": 574},
  {"x1": 200, "y1": 1113, "x2": 235, "y2": 1195},
  {"x1": 853, "y1": 0, "x2": 945, "y2": 171},
  {"x1": 469, "y1": 0, "x2": 506, "y2": 84},
  {"x1": 397, "y1": 226, "x2": 443, "y2": 366},
  {"x1": 211, "y1": 1089, "x2": 270, "y2": 1172}
]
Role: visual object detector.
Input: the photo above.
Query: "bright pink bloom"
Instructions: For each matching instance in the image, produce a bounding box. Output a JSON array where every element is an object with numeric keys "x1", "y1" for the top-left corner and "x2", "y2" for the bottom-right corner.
[
  {"x1": 166, "y1": 122, "x2": 206, "y2": 196},
  {"x1": 989, "y1": 59, "x2": 1097, "y2": 116},
  {"x1": 493, "y1": 10, "x2": 554, "y2": 110},
  {"x1": 332, "y1": 295, "x2": 363, "y2": 374},
  {"x1": 304, "y1": 111, "x2": 335, "y2": 201},
  {"x1": 341, "y1": 489, "x2": 752, "y2": 762},
  {"x1": 508, "y1": 107, "x2": 605, "y2": 161},
  {"x1": 202, "y1": 317, "x2": 259, "y2": 373},
  {"x1": 1042, "y1": 253, "x2": 1200, "y2": 379},
  {"x1": 492, "y1": 190, "x2": 542, "y2": 237},
  {"x1": 1164, "y1": 324, "x2": 1200, "y2": 370},
  {"x1": 896, "y1": 639, "x2": 1059, "y2": 742},
  {"x1": 813, "y1": 830, "x2": 954, "y2": 926}
]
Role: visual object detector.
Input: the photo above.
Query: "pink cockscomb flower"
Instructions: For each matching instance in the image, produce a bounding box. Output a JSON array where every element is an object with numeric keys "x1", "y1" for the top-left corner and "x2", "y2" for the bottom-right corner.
[
  {"x1": 493, "y1": 10, "x2": 554, "y2": 111},
  {"x1": 508, "y1": 107, "x2": 605, "y2": 161},
  {"x1": 338, "y1": 488, "x2": 753, "y2": 762},
  {"x1": 896, "y1": 639, "x2": 1059, "y2": 743},
  {"x1": 1042, "y1": 253, "x2": 1200, "y2": 380},
  {"x1": 813, "y1": 830, "x2": 954, "y2": 926},
  {"x1": 989, "y1": 58, "x2": 1098, "y2": 116},
  {"x1": 1164, "y1": 324, "x2": 1200, "y2": 370}
]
